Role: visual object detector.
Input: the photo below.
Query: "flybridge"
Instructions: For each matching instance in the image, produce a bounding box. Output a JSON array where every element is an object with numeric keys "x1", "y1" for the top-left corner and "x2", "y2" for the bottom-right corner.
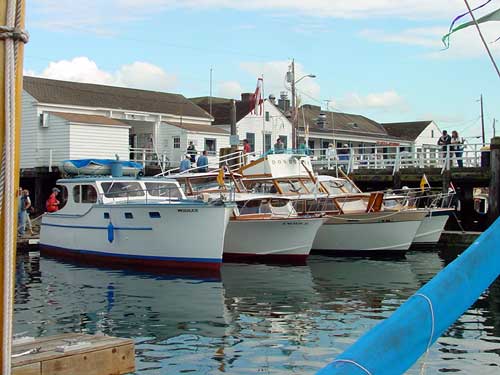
[{"x1": 239, "y1": 154, "x2": 314, "y2": 179}]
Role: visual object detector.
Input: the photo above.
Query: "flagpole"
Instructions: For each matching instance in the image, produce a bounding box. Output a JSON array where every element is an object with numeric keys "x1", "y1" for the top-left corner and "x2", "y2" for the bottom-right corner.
[
  {"x1": 463, "y1": 0, "x2": 500, "y2": 79},
  {"x1": 261, "y1": 74, "x2": 265, "y2": 155}
]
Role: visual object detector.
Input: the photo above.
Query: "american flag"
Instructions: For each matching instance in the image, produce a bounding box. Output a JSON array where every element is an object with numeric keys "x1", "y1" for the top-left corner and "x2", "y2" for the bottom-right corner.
[{"x1": 250, "y1": 78, "x2": 264, "y2": 115}]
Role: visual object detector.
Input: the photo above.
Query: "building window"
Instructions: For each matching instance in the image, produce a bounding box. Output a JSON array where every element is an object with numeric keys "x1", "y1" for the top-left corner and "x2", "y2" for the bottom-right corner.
[
  {"x1": 265, "y1": 111, "x2": 270, "y2": 121},
  {"x1": 280, "y1": 135, "x2": 288, "y2": 149},
  {"x1": 173, "y1": 137, "x2": 181, "y2": 149},
  {"x1": 431, "y1": 130, "x2": 434, "y2": 138},
  {"x1": 264, "y1": 133, "x2": 272, "y2": 152},
  {"x1": 204, "y1": 138, "x2": 217, "y2": 155},
  {"x1": 246, "y1": 133, "x2": 255, "y2": 152}
]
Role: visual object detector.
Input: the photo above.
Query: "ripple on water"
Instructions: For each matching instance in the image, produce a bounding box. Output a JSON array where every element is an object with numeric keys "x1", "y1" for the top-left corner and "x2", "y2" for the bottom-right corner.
[{"x1": 11, "y1": 253, "x2": 500, "y2": 374}]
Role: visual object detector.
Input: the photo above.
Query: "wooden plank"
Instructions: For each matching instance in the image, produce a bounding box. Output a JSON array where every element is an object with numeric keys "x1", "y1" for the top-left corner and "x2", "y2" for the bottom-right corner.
[
  {"x1": 41, "y1": 343, "x2": 135, "y2": 375},
  {"x1": 12, "y1": 363, "x2": 40, "y2": 375}
]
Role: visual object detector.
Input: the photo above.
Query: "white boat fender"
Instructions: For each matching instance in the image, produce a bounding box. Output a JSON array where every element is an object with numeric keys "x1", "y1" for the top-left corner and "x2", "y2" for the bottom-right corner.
[{"x1": 107, "y1": 222, "x2": 114, "y2": 243}]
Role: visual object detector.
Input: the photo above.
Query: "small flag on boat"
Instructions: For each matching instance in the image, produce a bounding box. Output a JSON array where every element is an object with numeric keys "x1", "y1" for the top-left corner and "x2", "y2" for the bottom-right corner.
[
  {"x1": 250, "y1": 78, "x2": 264, "y2": 115},
  {"x1": 420, "y1": 174, "x2": 430, "y2": 191},
  {"x1": 217, "y1": 168, "x2": 225, "y2": 187},
  {"x1": 442, "y1": 3, "x2": 500, "y2": 49}
]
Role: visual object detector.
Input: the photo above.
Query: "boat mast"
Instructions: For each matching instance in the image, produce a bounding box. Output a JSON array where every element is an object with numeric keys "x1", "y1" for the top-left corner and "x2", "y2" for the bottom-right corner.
[{"x1": 0, "y1": 1, "x2": 27, "y2": 374}]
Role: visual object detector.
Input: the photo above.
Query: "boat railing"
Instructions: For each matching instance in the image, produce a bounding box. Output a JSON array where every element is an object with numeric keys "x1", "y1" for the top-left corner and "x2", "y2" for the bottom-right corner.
[{"x1": 157, "y1": 149, "x2": 263, "y2": 177}]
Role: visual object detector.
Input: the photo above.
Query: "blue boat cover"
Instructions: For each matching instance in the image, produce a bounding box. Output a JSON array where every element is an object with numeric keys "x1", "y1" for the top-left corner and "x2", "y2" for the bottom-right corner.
[
  {"x1": 63, "y1": 159, "x2": 143, "y2": 169},
  {"x1": 317, "y1": 217, "x2": 500, "y2": 375}
]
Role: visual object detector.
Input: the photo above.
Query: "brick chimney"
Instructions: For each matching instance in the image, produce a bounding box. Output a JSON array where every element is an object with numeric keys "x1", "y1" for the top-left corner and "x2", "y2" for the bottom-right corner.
[{"x1": 241, "y1": 93, "x2": 253, "y2": 102}]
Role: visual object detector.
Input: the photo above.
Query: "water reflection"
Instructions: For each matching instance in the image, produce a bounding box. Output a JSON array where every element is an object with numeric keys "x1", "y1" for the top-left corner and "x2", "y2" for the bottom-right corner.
[{"x1": 13, "y1": 251, "x2": 500, "y2": 374}]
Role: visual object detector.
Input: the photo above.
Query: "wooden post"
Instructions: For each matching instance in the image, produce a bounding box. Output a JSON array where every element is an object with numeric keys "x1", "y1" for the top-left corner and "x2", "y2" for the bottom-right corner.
[
  {"x1": 442, "y1": 170, "x2": 451, "y2": 193},
  {"x1": 393, "y1": 171, "x2": 401, "y2": 189},
  {"x1": 488, "y1": 137, "x2": 500, "y2": 223}
]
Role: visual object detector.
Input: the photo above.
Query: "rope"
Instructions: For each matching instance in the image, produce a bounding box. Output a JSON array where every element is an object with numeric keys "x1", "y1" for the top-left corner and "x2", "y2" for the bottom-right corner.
[
  {"x1": 0, "y1": 25, "x2": 28, "y2": 43},
  {"x1": 413, "y1": 293, "x2": 436, "y2": 375},
  {"x1": 330, "y1": 359, "x2": 372, "y2": 375}
]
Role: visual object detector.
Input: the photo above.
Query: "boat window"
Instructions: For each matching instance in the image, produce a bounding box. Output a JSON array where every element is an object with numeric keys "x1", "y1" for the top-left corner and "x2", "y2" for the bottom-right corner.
[
  {"x1": 101, "y1": 182, "x2": 144, "y2": 198},
  {"x1": 81, "y1": 185, "x2": 98, "y2": 203},
  {"x1": 103, "y1": 212, "x2": 110, "y2": 219},
  {"x1": 73, "y1": 186, "x2": 81, "y2": 203},
  {"x1": 145, "y1": 182, "x2": 182, "y2": 199},
  {"x1": 236, "y1": 199, "x2": 262, "y2": 215},
  {"x1": 189, "y1": 176, "x2": 228, "y2": 193},
  {"x1": 149, "y1": 212, "x2": 161, "y2": 218},
  {"x1": 270, "y1": 199, "x2": 289, "y2": 208},
  {"x1": 278, "y1": 180, "x2": 304, "y2": 194},
  {"x1": 124, "y1": 212, "x2": 133, "y2": 219},
  {"x1": 322, "y1": 181, "x2": 344, "y2": 196},
  {"x1": 245, "y1": 181, "x2": 277, "y2": 194}
]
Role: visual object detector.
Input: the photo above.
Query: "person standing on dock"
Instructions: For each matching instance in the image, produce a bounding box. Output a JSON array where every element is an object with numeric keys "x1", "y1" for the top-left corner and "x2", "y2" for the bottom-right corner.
[
  {"x1": 46, "y1": 187, "x2": 60, "y2": 213},
  {"x1": 243, "y1": 139, "x2": 251, "y2": 165},
  {"x1": 17, "y1": 187, "x2": 27, "y2": 236},
  {"x1": 438, "y1": 130, "x2": 452, "y2": 162},
  {"x1": 187, "y1": 141, "x2": 197, "y2": 163},
  {"x1": 451, "y1": 130, "x2": 464, "y2": 168},
  {"x1": 197, "y1": 150, "x2": 209, "y2": 172},
  {"x1": 23, "y1": 189, "x2": 34, "y2": 235}
]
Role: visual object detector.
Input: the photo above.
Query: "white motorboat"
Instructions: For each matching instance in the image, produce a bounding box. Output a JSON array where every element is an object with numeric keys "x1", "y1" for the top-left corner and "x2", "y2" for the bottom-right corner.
[
  {"x1": 40, "y1": 176, "x2": 233, "y2": 272},
  {"x1": 170, "y1": 172, "x2": 326, "y2": 263},
  {"x1": 223, "y1": 194, "x2": 326, "y2": 263},
  {"x1": 319, "y1": 175, "x2": 453, "y2": 246},
  {"x1": 239, "y1": 154, "x2": 426, "y2": 255}
]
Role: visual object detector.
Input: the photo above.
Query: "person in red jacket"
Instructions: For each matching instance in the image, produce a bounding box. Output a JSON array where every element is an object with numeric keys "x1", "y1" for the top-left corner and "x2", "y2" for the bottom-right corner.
[{"x1": 46, "y1": 187, "x2": 60, "y2": 212}]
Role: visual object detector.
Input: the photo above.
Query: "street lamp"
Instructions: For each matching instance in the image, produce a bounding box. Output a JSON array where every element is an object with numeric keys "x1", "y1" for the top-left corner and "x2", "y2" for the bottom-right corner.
[{"x1": 289, "y1": 60, "x2": 316, "y2": 149}]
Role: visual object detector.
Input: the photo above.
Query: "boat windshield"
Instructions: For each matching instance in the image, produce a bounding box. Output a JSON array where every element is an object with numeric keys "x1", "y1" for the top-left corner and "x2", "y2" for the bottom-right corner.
[
  {"x1": 101, "y1": 182, "x2": 145, "y2": 198},
  {"x1": 188, "y1": 176, "x2": 230, "y2": 193},
  {"x1": 145, "y1": 182, "x2": 183, "y2": 199},
  {"x1": 321, "y1": 180, "x2": 345, "y2": 196},
  {"x1": 236, "y1": 199, "x2": 272, "y2": 215},
  {"x1": 278, "y1": 180, "x2": 305, "y2": 194}
]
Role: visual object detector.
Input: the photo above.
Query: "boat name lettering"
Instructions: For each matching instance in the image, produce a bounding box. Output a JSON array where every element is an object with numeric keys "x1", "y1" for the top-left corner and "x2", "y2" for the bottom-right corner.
[
  {"x1": 178, "y1": 208, "x2": 199, "y2": 213},
  {"x1": 282, "y1": 221, "x2": 308, "y2": 226}
]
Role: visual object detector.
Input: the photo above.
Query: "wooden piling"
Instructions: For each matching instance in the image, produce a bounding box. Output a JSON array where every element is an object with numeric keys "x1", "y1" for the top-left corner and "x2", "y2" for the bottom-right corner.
[{"x1": 488, "y1": 137, "x2": 500, "y2": 223}]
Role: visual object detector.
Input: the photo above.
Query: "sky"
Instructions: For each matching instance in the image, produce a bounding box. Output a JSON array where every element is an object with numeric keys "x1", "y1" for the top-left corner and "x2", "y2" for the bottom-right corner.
[{"x1": 24, "y1": 0, "x2": 500, "y2": 142}]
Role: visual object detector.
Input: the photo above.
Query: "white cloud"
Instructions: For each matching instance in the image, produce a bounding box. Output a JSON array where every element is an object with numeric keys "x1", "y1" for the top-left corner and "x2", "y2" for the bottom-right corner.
[
  {"x1": 360, "y1": 23, "x2": 500, "y2": 59},
  {"x1": 332, "y1": 90, "x2": 409, "y2": 112},
  {"x1": 240, "y1": 60, "x2": 320, "y2": 101},
  {"x1": 28, "y1": 57, "x2": 177, "y2": 92},
  {"x1": 217, "y1": 81, "x2": 243, "y2": 98},
  {"x1": 32, "y1": 0, "x2": 470, "y2": 33}
]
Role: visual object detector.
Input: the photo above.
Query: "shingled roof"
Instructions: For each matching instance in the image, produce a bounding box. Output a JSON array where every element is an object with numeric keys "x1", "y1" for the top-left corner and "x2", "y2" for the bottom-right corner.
[
  {"x1": 190, "y1": 96, "x2": 254, "y2": 125},
  {"x1": 382, "y1": 121, "x2": 433, "y2": 141},
  {"x1": 24, "y1": 76, "x2": 212, "y2": 119},
  {"x1": 299, "y1": 105, "x2": 403, "y2": 140},
  {"x1": 49, "y1": 112, "x2": 129, "y2": 126}
]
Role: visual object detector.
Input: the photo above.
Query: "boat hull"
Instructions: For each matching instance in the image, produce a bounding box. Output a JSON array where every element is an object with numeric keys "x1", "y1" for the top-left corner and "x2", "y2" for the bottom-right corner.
[
  {"x1": 223, "y1": 217, "x2": 325, "y2": 264},
  {"x1": 40, "y1": 203, "x2": 232, "y2": 271},
  {"x1": 312, "y1": 210, "x2": 426, "y2": 254},
  {"x1": 413, "y1": 208, "x2": 453, "y2": 244}
]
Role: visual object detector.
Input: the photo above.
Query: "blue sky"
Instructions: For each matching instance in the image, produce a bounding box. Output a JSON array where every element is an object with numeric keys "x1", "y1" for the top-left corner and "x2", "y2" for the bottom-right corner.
[{"x1": 25, "y1": 0, "x2": 500, "y2": 141}]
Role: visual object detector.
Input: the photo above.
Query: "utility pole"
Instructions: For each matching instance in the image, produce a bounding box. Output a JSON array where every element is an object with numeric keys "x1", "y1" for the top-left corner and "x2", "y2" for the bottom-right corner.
[
  {"x1": 325, "y1": 100, "x2": 335, "y2": 147},
  {"x1": 494, "y1": 118, "x2": 496, "y2": 137},
  {"x1": 480, "y1": 94, "x2": 485, "y2": 145},
  {"x1": 209, "y1": 67, "x2": 213, "y2": 116},
  {"x1": 290, "y1": 59, "x2": 297, "y2": 149}
]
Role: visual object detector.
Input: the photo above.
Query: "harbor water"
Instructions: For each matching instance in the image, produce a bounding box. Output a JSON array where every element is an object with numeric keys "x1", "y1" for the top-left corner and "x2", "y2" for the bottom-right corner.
[{"x1": 13, "y1": 250, "x2": 500, "y2": 374}]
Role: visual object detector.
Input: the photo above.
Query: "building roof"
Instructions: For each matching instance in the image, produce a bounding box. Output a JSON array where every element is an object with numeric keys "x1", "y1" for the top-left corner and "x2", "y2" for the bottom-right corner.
[
  {"x1": 49, "y1": 112, "x2": 129, "y2": 126},
  {"x1": 163, "y1": 121, "x2": 229, "y2": 135},
  {"x1": 299, "y1": 105, "x2": 403, "y2": 141},
  {"x1": 382, "y1": 121, "x2": 433, "y2": 141},
  {"x1": 190, "y1": 96, "x2": 255, "y2": 125},
  {"x1": 24, "y1": 76, "x2": 212, "y2": 119}
]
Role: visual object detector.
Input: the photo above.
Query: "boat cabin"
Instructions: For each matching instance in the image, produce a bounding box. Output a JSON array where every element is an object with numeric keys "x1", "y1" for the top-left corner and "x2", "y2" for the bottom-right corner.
[{"x1": 54, "y1": 177, "x2": 186, "y2": 214}]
